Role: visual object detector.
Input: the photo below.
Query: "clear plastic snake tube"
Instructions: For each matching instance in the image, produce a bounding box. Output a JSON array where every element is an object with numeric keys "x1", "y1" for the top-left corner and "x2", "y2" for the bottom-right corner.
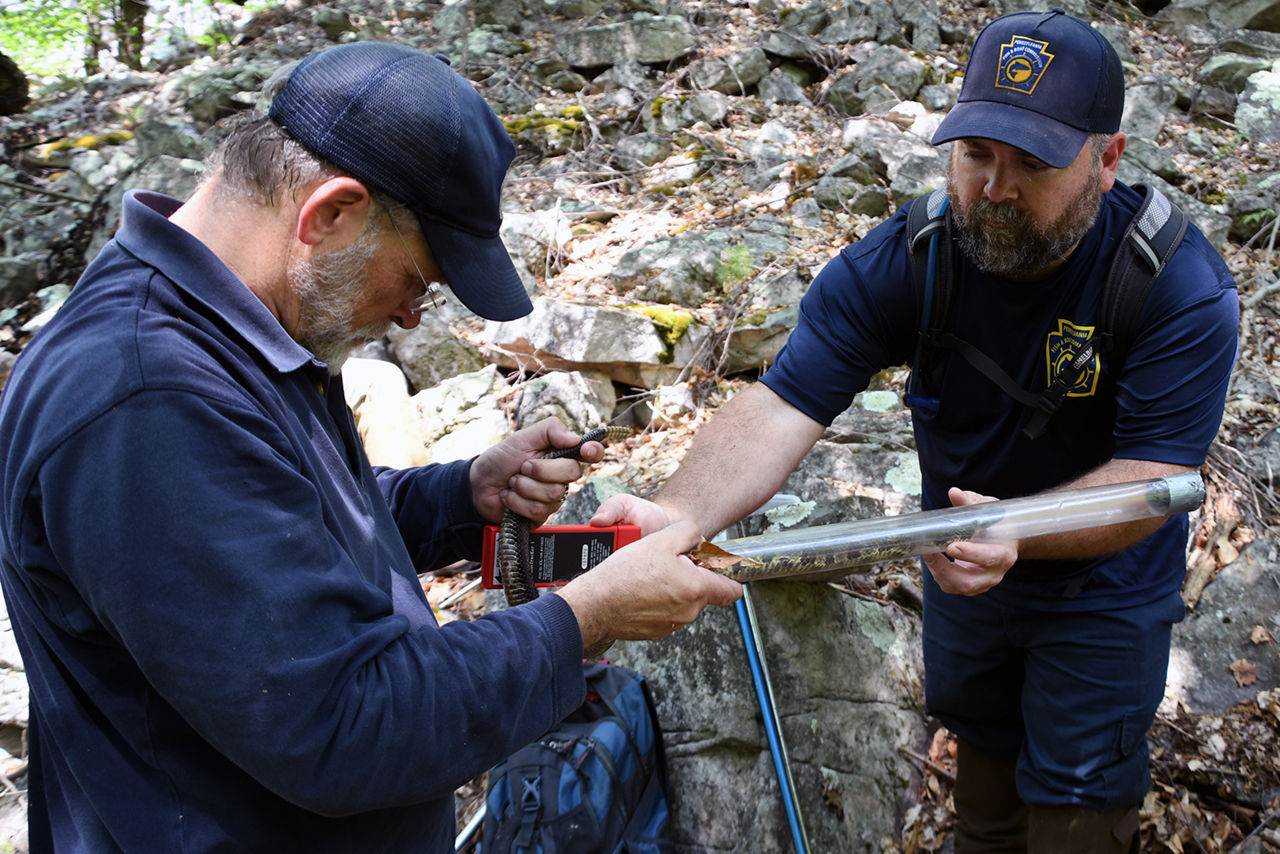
[{"x1": 694, "y1": 472, "x2": 1205, "y2": 583}]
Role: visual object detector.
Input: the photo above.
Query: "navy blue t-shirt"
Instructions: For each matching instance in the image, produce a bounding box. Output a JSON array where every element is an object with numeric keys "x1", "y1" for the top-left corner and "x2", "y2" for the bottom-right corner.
[{"x1": 763, "y1": 182, "x2": 1238, "y2": 608}]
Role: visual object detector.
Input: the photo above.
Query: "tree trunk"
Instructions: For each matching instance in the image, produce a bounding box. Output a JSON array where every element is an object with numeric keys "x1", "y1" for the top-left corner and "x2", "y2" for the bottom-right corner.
[
  {"x1": 114, "y1": 0, "x2": 148, "y2": 70},
  {"x1": 83, "y1": 8, "x2": 107, "y2": 75},
  {"x1": 0, "y1": 53, "x2": 28, "y2": 116}
]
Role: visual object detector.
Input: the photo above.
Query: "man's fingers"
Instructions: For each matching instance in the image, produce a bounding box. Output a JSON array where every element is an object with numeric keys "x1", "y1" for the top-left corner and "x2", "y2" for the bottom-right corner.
[
  {"x1": 589, "y1": 503, "x2": 621, "y2": 526},
  {"x1": 702, "y1": 571, "x2": 744, "y2": 605},
  {"x1": 649, "y1": 518, "x2": 702, "y2": 553},
  {"x1": 650, "y1": 521, "x2": 742, "y2": 604},
  {"x1": 589, "y1": 495, "x2": 672, "y2": 535}
]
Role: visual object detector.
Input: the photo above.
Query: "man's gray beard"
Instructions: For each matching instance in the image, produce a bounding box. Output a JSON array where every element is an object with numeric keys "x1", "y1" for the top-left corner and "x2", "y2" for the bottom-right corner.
[
  {"x1": 292, "y1": 228, "x2": 391, "y2": 375},
  {"x1": 946, "y1": 160, "x2": 1103, "y2": 280}
]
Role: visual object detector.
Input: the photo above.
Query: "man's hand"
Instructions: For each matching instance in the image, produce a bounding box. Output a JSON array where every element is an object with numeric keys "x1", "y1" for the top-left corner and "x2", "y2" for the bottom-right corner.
[
  {"x1": 469, "y1": 418, "x2": 606, "y2": 525},
  {"x1": 589, "y1": 493, "x2": 674, "y2": 536},
  {"x1": 921, "y1": 487, "x2": 1018, "y2": 596},
  {"x1": 555, "y1": 520, "x2": 743, "y2": 653}
]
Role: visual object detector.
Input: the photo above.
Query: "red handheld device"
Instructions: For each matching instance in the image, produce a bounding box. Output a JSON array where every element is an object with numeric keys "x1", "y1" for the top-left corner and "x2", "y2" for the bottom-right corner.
[{"x1": 480, "y1": 524, "x2": 642, "y2": 589}]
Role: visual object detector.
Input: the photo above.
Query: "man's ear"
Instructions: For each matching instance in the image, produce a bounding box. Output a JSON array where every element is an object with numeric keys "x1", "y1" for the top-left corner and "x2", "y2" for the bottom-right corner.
[
  {"x1": 295, "y1": 177, "x2": 373, "y2": 247},
  {"x1": 1098, "y1": 132, "x2": 1126, "y2": 193}
]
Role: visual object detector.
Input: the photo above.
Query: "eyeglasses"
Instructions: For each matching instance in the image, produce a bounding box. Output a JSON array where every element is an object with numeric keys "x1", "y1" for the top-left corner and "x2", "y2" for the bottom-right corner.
[{"x1": 386, "y1": 213, "x2": 446, "y2": 315}]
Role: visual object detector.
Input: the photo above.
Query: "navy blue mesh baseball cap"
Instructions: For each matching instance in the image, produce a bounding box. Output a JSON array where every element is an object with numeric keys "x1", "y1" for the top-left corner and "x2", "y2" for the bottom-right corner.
[
  {"x1": 268, "y1": 42, "x2": 532, "y2": 321},
  {"x1": 932, "y1": 9, "x2": 1125, "y2": 168}
]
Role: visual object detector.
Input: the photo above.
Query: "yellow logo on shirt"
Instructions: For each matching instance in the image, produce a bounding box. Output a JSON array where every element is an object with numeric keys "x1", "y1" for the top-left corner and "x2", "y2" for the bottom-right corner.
[{"x1": 1046, "y1": 320, "x2": 1098, "y2": 397}]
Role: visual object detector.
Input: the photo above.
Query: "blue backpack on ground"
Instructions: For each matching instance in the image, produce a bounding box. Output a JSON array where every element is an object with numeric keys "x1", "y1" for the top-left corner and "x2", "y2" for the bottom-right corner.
[{"x1": 481, "y1": 660, "x2": 672, "y2": 853}]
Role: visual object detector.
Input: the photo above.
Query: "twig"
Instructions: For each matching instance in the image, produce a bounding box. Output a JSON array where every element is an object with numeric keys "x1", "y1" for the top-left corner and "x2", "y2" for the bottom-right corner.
[
  {"x1": 1240, "y1": 215, "x2": 1280, "y2": 310},
  {"x1": 0, "y1": 177, "x2": 91, "y2": 204},
  {"x1": 828, "y1": 581, "x2": 888, "y2": 606},
  {"x1": 1243, "y1": 279, "x2": 1280, "y2": 311},
  {"x1": 899, "y1": 746, "x2": 956, "y2": 785},
  {"x1": 721, "y1": 177, "x2": 823, "y2": 224},
  {"x1": 1183, "y1": 513, "x2": 1237, "y2": 609},
  {"x1": 574, "y1": 91, "x2": 604, "y2": 149},
  {"x1": 1229, "y1": 805, "x2": 1280, "y2": 853}
]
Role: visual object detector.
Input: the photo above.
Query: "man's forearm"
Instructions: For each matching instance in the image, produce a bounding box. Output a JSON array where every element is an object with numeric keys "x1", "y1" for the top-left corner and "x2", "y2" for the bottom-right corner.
[
  {"x1": 1014, "y1": 458, "x2": 1196, "y2": 561},
  {"x1": 655, "y1": 383, "x2": 826, "y2": 539}
]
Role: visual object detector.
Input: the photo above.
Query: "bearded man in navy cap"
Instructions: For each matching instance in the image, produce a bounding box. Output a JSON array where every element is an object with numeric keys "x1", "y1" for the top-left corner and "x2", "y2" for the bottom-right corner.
[
  {"x1": 0, "y1": 43, "x2": 741, "y2": 852},
  {"x1": 594, "y1": 10, "x2": 1238, "y2": 851}
]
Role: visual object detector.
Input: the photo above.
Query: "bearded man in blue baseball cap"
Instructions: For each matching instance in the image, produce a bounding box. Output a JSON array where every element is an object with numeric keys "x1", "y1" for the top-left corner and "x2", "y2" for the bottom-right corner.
[
  {"x1": 0, "y1": 42, "x2": 742, "y2": 852},
  {"x1": 592, "y1": 9, "x2": 1239, "y2": 852}
]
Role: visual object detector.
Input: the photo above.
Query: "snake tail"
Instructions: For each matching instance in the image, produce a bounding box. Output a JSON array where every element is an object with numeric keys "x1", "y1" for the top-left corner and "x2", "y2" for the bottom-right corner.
[{"x1": 498, "y1": 425, "x2": 633, "y2": 609}]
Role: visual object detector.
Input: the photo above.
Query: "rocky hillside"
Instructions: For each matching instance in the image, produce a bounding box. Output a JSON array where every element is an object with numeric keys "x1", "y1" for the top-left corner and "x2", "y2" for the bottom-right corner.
[{"x1": 1, "y1": 0, "x2": 1279, "y2": 850}]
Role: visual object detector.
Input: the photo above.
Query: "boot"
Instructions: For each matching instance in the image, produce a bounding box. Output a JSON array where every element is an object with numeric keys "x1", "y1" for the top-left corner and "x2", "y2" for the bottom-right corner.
[
  {"x1": 952, "y1": 739, "x2": 1028, "y2": 853},
  {"x1": 1027, "y1": 804, "x2": 1140, "y2": 853}
]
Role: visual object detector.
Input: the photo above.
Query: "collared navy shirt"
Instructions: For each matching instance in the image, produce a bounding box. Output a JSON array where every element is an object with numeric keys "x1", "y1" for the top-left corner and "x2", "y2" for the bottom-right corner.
[{"x1": 0, "y1": 190, "x2": 585, "y2": 852}]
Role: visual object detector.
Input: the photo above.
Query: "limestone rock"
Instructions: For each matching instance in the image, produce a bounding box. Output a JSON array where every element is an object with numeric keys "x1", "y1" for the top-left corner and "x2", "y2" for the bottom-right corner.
[
  {"x1": 1237, "y1": 58, "x2": 1280, "y2": 145},
  {"x1": 554, "y1": 16, "x2": 697, "y2": 69},
  {"x1": 606, "y1": 581, "x2": 928, "y2": 852},
  {"x1": 484, "y1": 297, "x2": 706, "y2": 387}
]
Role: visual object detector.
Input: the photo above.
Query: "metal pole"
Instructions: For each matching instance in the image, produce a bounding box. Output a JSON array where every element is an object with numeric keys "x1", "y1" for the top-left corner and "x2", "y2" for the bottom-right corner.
[
  {"x1": 737, "y1": 586, "x2": 810, "y2": 853},
  {"x1": 454, "y1": 803, "x2": 484, "y2": 851}
]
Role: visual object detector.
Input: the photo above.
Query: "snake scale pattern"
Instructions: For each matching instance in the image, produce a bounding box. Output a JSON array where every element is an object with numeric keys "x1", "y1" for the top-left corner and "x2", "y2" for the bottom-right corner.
[{"x1": 498, "y1": 426, "x2": 633, "y2": 607}]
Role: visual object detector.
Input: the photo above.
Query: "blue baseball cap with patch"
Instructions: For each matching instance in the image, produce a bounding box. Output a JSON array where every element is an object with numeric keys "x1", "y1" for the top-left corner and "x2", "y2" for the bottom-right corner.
[
  {"x1": 269, "y1": 42, "x2": 532, "y2": 321},
  {"x1": 932, "y1": 9, "x2": 1125, "y2": 168}
]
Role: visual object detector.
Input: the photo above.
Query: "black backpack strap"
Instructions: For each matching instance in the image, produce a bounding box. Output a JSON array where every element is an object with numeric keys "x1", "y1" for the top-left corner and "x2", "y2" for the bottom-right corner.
[
  {"x1": 904, "y1": 188, "x2": 952, "y2": 414},
  {"x1": 930, "y1": 332, "x2": 1043, "y2": 409},
  {"x1": 1023, "y1": 184, "x2": 1187, "y2": 438},
  {"x1": 1020, "y1": 336, "x2": 1098, "y2": 439},
  {"x1": 1095, "y1": 183, "x2": 1189, "y2": 358},
  {"x1": 514, "y1": 766, "x2": 543, "y2": 848},
  {"x1": 906, "y1": 187, "x2": 953, "y2": 341}
]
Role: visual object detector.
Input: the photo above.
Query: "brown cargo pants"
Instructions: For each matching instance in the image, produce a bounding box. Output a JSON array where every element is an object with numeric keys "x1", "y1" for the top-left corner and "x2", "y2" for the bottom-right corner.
[{"x1": 952, "y1": 739, "x2": 1141, "y2": 853}]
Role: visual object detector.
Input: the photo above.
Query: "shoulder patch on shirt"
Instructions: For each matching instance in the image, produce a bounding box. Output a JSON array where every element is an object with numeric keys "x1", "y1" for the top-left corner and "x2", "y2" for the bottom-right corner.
[{"x1": 1046, "y1": 319, "x2": 1099, "y2": 397}]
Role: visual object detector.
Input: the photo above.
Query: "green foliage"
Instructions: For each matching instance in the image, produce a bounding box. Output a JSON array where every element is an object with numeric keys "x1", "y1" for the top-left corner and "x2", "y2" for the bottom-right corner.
[
  {"x1": 716, "y1": 243, "x2": 754, "y2": 288},
  {"x1": 1, "y1": 0, "x2": 270, "y2": 79},
  {"x1": 191, "y1": 25, "x2": 233, "y2": 56},
  {"x1": 1240, "y1": 209, "x2": 1277, "y2": 230},
  {"x1": 1214, "y1": 133, "x2": 1245, "y2": 159},
  {"x1": 0, "y1": 0, "x2": 113, "y2": 76}
]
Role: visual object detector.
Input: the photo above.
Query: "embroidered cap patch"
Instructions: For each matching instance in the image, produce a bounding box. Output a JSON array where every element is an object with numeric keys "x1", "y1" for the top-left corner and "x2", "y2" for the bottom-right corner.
[{"x1": 995, "y1": 35, "x2": 1054, "y2": 96}]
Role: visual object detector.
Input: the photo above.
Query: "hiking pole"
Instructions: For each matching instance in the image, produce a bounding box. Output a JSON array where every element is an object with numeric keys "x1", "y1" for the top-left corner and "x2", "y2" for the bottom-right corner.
[
  {"x1": 695, "y1": 472, "x2": 1205, "y2": 582},
  {"x1": 737, "y1": 587, "x2": 810, "y2": 854},
  {"x1": 438, "y1": 577, "x2": 482, "y2": 610},
  {"x1": 454, "y1": 803, "x2": 484, "y2": 852},
  {"x1": 723, "y1": 494, "x2": 812, "y2": 854}
]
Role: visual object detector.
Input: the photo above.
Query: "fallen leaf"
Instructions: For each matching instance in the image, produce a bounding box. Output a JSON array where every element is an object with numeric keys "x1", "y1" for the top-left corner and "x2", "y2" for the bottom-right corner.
[
  {"x1": 928, "y1": 727, "x2": 954, "y2": 766},
  {"x1": 687, "y1": 541, "x2": 743, "y2": 570},
  {"x1": 1258, "y1": 688, "x2": 1280, "y2": 723},
  {"x1": 1230, "y1": 658, "x2": 1258, "y2": 688},
  {"x1": 1251, "y1": 625, "x2": 1274, "y2": 644}
]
